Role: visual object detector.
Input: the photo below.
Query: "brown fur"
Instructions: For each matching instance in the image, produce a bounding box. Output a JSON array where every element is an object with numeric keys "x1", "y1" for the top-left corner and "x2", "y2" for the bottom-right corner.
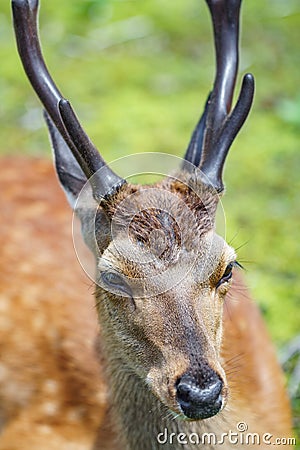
[{"x1": 0, "y1": 157, "x2": 293, "y2": 449}]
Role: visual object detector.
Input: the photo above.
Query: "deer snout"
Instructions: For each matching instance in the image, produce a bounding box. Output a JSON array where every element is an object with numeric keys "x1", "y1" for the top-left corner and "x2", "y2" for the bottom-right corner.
[{"x1": 175, "y1": 373, "x2": 223, "y2": 420}]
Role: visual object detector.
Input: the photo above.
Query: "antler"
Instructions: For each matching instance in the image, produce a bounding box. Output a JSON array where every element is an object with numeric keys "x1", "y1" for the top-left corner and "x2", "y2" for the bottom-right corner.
[
  {"x1": 12, "y1": 0, "x2": 125, "y2": 201},
  {"x1": 184, "y1": 0, "x2": 255, "y2": 192}
]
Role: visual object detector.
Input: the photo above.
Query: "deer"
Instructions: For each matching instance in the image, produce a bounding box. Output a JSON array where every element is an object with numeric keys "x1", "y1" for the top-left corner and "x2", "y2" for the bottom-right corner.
[{"x1": 0, "y1": 0, "x2": 293, "y2": 448}]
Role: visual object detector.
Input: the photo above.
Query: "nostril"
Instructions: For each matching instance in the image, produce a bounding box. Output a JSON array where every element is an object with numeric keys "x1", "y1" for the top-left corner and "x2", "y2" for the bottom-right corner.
[
  {"x1": 201, "y1": 379, "x2": 223, "y2": 403},
  {"x1": 176, "y1": 381, "x2": 191, "y2": 404},
  {"x1": 176, "y1": 374, "x2": 223, "y2": 420}
]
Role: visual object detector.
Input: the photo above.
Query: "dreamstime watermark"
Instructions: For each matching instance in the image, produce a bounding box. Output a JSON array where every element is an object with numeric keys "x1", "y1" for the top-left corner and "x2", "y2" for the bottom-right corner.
[{"x1": 156, "y1": 422, "x2": 296, "y2": 446}]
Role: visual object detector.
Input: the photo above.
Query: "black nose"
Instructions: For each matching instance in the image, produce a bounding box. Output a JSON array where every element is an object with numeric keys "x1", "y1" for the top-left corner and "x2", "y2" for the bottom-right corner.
[{"x1": 176, "y1": 373, "x2": 223, "y2": 420}]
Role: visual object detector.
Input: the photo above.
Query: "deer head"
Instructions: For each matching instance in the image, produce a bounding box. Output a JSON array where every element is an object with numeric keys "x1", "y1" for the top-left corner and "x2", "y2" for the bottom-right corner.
[{"x1": 12, "y1": 0, "x2": 254, "y2": 421}]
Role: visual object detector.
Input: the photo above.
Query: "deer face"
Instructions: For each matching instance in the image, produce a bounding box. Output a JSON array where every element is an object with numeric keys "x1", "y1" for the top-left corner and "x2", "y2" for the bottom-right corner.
[
  {"x1": 93, "y1": 176, "x2": 236, "y2": 420},
  {"x1": 12, "y1": 0, "x2": 254, "y2": 424}
]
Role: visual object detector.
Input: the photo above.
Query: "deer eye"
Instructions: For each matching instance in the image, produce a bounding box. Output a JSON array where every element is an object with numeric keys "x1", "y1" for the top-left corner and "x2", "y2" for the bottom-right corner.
[
  {"x1": 216, "y1": 262, "x2": 234, "y2": 289},
  {"x1": 101, "y1": 272, "x2": 132, "y2": 297}
]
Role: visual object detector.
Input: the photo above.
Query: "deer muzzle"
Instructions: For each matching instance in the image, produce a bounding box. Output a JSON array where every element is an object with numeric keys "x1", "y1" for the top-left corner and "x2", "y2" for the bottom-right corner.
[{"x1": 175, "y1": 372, "x2": 224, "y2": 420}]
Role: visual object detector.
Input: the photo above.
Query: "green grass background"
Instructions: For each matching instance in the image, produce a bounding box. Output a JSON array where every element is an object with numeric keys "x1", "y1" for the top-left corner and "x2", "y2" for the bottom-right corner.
[{"x1": 1, "y1": 0, "x2": 299, "y2": 440}]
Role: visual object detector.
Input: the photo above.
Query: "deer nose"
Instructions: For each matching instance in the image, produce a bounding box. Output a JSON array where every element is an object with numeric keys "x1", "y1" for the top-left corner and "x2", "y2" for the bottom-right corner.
[{"x1": 176, "y1": 374, "x2": 223, "y2": 420}]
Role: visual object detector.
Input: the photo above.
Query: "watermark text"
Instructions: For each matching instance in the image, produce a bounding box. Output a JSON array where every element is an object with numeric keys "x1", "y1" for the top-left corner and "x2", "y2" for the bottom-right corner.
[{"x1": 157, "y1": 422, "x2": 296, "y2": 446}]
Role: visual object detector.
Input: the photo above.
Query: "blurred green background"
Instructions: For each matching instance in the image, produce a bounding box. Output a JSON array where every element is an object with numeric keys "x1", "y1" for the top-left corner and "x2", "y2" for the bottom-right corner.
[{"x1": 1, "y1": 0, "x2": 299, "y2": 439}]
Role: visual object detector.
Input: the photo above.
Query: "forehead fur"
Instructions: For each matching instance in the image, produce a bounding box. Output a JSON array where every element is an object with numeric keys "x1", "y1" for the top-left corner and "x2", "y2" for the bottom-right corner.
[{"x1": 101, "y1": 170, "x2": 220, "y2": 255}]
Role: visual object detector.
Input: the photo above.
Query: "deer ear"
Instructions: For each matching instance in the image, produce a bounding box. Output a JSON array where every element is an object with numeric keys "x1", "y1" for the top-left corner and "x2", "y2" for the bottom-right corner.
[
  {"x1": 44, "y1": 112, "x2": 88, "y2": 209},
  {"x1": 44, "y1": 112, "x2": 108, "y2": 256}
]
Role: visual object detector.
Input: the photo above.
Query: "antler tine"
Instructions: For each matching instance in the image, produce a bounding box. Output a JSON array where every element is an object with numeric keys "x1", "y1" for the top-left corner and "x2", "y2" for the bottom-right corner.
[
  {"x1": 12, "y1": 0, "x2": 125, "y2": 200},
  {"x1": 200, "y1": 72, "x2": 254, "y2": 187},
  {"x1": 184, "y1": 0, "x2": 255, "y2": 192}
]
